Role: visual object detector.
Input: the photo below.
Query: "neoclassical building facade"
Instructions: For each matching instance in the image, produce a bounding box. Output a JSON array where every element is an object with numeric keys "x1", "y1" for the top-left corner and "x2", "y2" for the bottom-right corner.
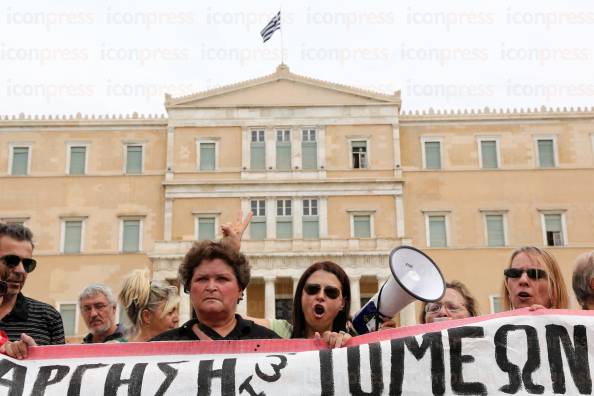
[{"x1": 1, "y1": 65, "x2": 593, "y2": 339}]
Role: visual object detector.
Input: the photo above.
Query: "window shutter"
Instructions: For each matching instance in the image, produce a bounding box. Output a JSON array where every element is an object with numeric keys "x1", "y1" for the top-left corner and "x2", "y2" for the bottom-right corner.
[
  {"x1": 126, "y1": 145, "x2": 142, "y2": 174},
  {"x1": 60, "y1": 304, "x2": 77, "y2": 336},
  {"x1": 538, "y1": 140, "x2": 555, "y2": 167},
  {"x1": 486, "y1": 215, "x2": 505, "y2": 246},
  {"x1": 64, "y1": 221, "x2": 82, "y2": 253},
  {"x1": 425, "y1": 142, "x2": 441, "y2": 169},
  {"x1": 69, "y1": 146, "x2": 86, "y2": 175},
  {"x1": 428, "y1": 216, "x2": 447, "y2": 247},
  {"x1": 481, "y1": 141, "x2": 498, "y2": 168},
  {"x1": 353, "y1": 215, "x2": 371, "y2": 238},
  {"x1": 200, "y1": 143, "x2": 216, "y2": 170},
  {"x1": 12, "y1": 147, "x2": 29, "y2": 175},
  {"x1": 122, "y1": 220, "x2": 140, "y2": 252},
  {"x1": 198, "y1": 217, "x2": 216, "y2": 240}
]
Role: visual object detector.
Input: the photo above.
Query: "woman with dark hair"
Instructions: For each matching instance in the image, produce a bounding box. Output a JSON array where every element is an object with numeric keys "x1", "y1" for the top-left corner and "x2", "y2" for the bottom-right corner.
[
  {"x1": 151, "y1": 240, "x2": 279, "y2": 341},
  {"x1": 291, "y1": 261, "x2": 352, "y2": 347}
]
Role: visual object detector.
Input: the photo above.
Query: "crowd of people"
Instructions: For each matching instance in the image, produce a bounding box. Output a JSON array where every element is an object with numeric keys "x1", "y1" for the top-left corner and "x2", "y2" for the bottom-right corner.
[{"x1": 0, "y1": 217, "x2": 592, "y2": 359}]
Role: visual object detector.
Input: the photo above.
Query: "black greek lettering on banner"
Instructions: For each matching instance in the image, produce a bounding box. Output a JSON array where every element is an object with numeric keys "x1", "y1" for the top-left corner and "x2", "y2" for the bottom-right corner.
[
  {"x1": 390, "y1": 332, "x2": 445, "y2": 395},
  {"x1": 67, "y1": 363, "x2": 108, "y2": 396},
  {"x1": 104, "y1": 363, "x2": 148, "y2": 396},
  {"x1": 545, "y1": 324, "x2": 591, "y2": 394},
  {"x1": 347, "y1": 343, "x2": 383, "y2": 396},
  {"x1": 448, "y1": 326, "x2": 486, "y2": 396},
  {"x1": 319, "y1": 349, "x2": 334, "y2": 396},
  {"x1": 255, "y1": 355, "x2": 287, "y2": 382},
  {"x1": 494, "y1": 325, "x2": 543, "y2": 394},
  {"x1": 155, "y1": 361, "x2": 189, "y2": 396},
  {"x1": 197, "y1": 358, "x2": 236, "y2": 396},
  {"x1": 0, "y1": 359, "x2": 26, "y2": 396},
  {"x1": 31, "y1": 365, "x2": 69, "y2": 396}
]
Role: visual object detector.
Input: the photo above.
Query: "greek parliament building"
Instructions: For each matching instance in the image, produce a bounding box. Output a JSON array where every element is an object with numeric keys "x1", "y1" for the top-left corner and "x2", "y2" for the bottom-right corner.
[{"x1": 1, "y1": 64, "x2": 593, "y2": 340}]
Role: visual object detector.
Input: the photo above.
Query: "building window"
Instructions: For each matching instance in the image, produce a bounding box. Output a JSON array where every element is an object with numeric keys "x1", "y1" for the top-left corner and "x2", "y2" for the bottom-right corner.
[
  {"x1": 276, "y1": 130, "x2": 291, "y2": 170},
  {"x1": 423, "y1": 140, "x2": 442, "y2": 170},
  {"x1": 68, "y1": 145, "x2": 87, "y2": 175},
  {"x1": 536, "y1": 138, "x2": 556, "y2": 168},
  {"x1": 62, "y1": 219, "x2": 83, "y2": 253},
  {"x1": 302, "y1": 129, "x2": 317, "y2": 169},
  {"x1": 250, "y1": 130, "x2": 266, "y2": 170},
  {"x1": 489, "y1": 295, "x2": 502, "y2": 313},
  {"x1": 125, "y1": 144, "x2": 143, "y2": 174},
  {"x1": 484, "y1": 212, "x2": 507, "y2": 247},
  {"x1": 58, "y1": 303, "x2": 77, "y2": 336},
  {"x1": 426, "y1": 214, "x2": 447, "y2": 247},
  {"x1": 121, "y1": 219, "x2": 142, "y2": 252},
  {"x1": 485, "y1": 213, "x2": 506, "y2": 247},
  {"x1": 10, "y1": 146, "x2": 30, "y2": 176},
  {"x1": 276, "y1": 199, "x2": 292, "y2": 239},
  {"x1": 250, "y1": 199, "x2": 266, "y2": 239},
  {"x1": 351, "y1": 140, "x2": 368, "y2": 169},
  {"x1": 1, "y1": 218, "x2": 28, "y2": 226},
  {"x1": 302, "y1": 199, "x2": 319, "y2": 238},
  {"x1": 542, "y1": 213, "x2": 565, "y2": 246},
  {"x1": 352, "y1": 214, "x2": 373, "y2": 238},
  {"x1": 196, "y1": 216, "x2": 217, "y2": 241},
  {"x1": 199, "y1": 142, "x2": 216, "y2": 171},
  {"x1": 479, "y1": 139, "x2": 499, "y2": 169}
]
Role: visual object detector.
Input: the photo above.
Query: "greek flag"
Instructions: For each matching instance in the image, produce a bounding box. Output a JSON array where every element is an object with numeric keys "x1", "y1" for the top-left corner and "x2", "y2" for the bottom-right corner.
[{"x1": 260, "y1": 11, "x2": 281, "y2": 43}]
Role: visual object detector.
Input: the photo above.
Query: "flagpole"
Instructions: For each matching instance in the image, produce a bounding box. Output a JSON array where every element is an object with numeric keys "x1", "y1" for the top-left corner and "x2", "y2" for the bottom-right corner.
[{"x1": 280, "y1": 8, "x2": 284, "y2": 64}]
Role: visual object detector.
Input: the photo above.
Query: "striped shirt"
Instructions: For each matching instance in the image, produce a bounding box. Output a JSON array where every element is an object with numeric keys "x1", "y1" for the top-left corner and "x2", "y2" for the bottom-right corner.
[{"x1": 0, "y1": 293, "x2": 65, "y2": 345}]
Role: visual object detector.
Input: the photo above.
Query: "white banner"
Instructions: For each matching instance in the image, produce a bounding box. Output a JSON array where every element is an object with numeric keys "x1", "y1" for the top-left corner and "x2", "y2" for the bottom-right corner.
[{"x1": 0, "y1": 309, "x2": 592, "y2": 395}]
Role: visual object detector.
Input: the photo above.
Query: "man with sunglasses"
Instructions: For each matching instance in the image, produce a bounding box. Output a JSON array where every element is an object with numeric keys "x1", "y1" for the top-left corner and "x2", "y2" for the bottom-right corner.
[{"x1": 0, "y1": 223, "x2": 65, "y2": 345}]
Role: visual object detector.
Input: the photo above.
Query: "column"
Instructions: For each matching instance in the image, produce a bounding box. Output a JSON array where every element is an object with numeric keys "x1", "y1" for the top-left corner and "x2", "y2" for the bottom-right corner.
[
  {"x1": 319, "y1": 197, "x2": 328, "y2": 238},
  {"x1": 265, "y1": 127, "x2": 275, "y2": 170},
  {"x1": 349, "y1": 275, "x2": 361, "y2": 316},
  {"x1": 292, "y1": 126, "x2": 301, "y2": 169},
  {"x1": 166, "y1": 126, "x2": 174, "y2": 181},
  {"x1": 395, "y1": 195, "x2": 405, "y2": 239},
  {"x1": 164, "y1": 198, "x2": 173, "y2": 241},
  {"x1": 242, "y1": 127, "x2": 250, "y2": 170},
  {"x1": 264, "y1": 276, "x2": 276, "y2": 320},
  {"x1": 266, "y1": 198, "x2": 275, "y2": 239},
  {"x1": 237, "y1": 286, "x2": 248, "y2": 316},
  {"x1": 392, "y1": 123, "x2": 401, "y2": 177},
  {"x1": 293, "y1": 199, "x2": 303, "y2": 238}
]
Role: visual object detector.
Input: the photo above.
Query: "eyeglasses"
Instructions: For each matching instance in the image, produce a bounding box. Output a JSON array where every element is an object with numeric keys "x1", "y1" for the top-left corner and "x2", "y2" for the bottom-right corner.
[
  {"x1": 504, "y1": 268, "x2": 547, "y2": 280},
  {"x1": 304, "y1": 283, "x2": 341, "y2": 300},
  {"x1": 425, "y1": 302, "x2": 466, "y2": 314},
  {"x1": 0, "y1": 281, "x2": 7, "y2": 297},
  {"x1": 0, "y1": 255, "x2": 37, "y2": 273},
  {"x1": 81, "y1": 303, "x2": 109, "y2": 313}
]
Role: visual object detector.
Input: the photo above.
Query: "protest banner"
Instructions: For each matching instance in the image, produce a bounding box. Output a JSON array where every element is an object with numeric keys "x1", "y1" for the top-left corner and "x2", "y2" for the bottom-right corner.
[{"x1": 0, "y1": 309, "x2": 591, "y2": 395}]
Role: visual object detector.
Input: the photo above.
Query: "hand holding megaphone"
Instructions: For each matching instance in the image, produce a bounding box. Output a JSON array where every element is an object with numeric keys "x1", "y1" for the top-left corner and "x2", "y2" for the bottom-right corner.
[{"x1": 352, "y1": 246, "x2": 446, "y2": 334}]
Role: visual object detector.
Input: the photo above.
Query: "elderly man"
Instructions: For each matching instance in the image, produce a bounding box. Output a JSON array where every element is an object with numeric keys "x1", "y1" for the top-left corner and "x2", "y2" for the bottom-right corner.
[
  {"x1": 0, "y1": 223, "x2": 64, "y2": 345},
  {"x1": 79, "y1": 284, "x2": 125, "y2": 343},
  {"x1": 572, "y1": 251, "x2": 594, "y2": 310}
]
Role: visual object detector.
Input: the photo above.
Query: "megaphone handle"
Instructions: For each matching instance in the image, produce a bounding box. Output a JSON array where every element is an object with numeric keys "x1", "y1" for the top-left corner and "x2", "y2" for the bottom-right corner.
[{"x1": 375, "y1": 282, "x2": 385, "y2": 332}]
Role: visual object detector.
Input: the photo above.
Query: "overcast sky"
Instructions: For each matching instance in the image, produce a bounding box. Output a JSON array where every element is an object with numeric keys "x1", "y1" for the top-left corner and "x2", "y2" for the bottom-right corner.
[{"x1": 1, "y1": 0, "x2": 593, "y2": 116}]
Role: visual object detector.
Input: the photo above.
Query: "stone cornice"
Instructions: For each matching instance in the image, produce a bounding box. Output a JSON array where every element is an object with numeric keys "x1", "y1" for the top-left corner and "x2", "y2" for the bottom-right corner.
[
  {"x1": 0, "y1": 112, "x2": 167, "y2": 128},
  {"x1": 400, "y1": 106, "x2": 594, "y2": 123}
]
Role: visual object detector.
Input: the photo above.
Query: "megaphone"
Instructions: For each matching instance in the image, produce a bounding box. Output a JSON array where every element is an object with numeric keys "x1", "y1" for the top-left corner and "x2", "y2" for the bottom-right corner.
[{"x1": 352, "y1": 245, "x2": 445, "y2": 334}]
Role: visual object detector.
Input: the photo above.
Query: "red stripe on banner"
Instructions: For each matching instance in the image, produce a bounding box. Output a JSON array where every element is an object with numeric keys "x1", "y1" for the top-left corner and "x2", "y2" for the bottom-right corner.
[{"x1": 23, "y1": 309, "x2": 591, "y2": 360}]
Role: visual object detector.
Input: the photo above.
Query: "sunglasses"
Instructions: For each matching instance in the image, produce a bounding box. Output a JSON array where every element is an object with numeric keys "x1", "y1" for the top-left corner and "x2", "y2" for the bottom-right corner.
[
  {"x1": 1, "y1": 255, "x2": 37, "y2": 273},
  {"x1": 504, "y1": 268, "x2": 547, "y2": 280},
  {"x1": 304, "y1": 283, "x2": 341, "y2": 300}
]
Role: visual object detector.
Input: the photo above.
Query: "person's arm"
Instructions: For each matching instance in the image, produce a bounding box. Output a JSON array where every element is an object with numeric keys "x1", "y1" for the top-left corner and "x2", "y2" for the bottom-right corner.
[{"x1": 220, "y1": 211, "x2": 253, "y2": 252}]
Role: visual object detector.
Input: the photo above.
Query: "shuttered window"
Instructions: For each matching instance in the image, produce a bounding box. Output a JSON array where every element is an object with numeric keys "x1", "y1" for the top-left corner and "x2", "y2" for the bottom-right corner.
[
  {"x1": 424, "y1": 141, "x2": 441, "y2": 169},
  {"x1": 11, "y1": 147, "x2": 29, "y2": 175},
  {"x1": 428, "y1": 215, "x2": 447, "y2": 247},
  {"x1": 537, "y1": 139, "x2": 555, "y2": 168},
  {"x1": 486, "y1": 214, "x2": 505, "y2": 247},
  {"x1": 199, "y1": 142, "x2": 216, "y2": 170}
]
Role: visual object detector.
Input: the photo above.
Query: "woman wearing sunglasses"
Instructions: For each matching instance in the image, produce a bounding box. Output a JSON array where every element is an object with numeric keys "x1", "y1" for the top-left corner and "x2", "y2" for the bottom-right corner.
[
  {"x1": 291, "y1": 261, "x2": 352, "y2": 347},
  {"x1": 501, "y1": 246, "x2": 569, "y2": 310}
]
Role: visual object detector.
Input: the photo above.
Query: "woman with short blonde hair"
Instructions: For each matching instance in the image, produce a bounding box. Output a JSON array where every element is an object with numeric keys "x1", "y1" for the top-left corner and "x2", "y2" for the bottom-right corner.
[{"x1": 119, "y1": 270, "x2": 180, "y2": 342}]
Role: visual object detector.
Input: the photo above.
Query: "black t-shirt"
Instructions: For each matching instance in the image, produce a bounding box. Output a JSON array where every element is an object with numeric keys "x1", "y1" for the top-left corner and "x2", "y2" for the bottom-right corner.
[{"x1": 151, "y1": 315, "x2": 280, "y2": 341}]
